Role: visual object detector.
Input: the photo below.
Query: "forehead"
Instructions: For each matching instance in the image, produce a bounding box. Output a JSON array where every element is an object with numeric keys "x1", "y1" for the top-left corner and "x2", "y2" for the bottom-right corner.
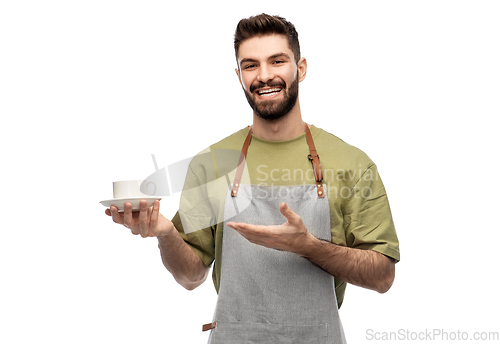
[{"x1": 237, "y1": 34, "x2": 293, "y2": 64}]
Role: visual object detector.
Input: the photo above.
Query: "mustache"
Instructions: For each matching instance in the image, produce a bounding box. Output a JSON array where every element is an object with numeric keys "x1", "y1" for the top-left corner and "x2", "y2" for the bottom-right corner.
[{"x1": 249, "y1": 80, "x2": 286, "y2": 93}]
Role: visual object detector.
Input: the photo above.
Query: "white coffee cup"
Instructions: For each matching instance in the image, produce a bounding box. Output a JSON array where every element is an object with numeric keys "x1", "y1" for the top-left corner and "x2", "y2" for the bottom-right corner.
[{"x1": 113, "y1": 180, "x2": 154, "y2": 199}]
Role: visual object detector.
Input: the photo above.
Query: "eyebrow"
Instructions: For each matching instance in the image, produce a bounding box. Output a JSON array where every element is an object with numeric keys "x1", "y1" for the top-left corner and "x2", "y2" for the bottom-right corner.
[
  {"x1": 269, "y1": 53, "x2": 290, "y2": 60},
  {"x1": 239, "y1": 53, "x2": 291, "y2": 66}
]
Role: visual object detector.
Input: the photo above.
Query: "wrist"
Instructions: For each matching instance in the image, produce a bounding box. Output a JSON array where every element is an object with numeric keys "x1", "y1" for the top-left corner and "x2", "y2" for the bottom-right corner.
[
  {"x1": 157, "y1": 222, "x2": 177, "y2": 241},
  {"x1": 295, "y1": 232, "x2": 320, "y2": 257}
]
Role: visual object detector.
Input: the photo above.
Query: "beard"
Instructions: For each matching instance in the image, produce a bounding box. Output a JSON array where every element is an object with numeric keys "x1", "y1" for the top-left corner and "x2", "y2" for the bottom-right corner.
[{"x1": 243, "y1": 76, "x2": 299, "y2": 121}]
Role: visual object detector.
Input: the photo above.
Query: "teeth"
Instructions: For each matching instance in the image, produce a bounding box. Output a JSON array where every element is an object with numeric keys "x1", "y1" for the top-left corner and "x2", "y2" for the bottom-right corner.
[{"x1": 258, "y1": 88, "x2": 281, "y2": 95}]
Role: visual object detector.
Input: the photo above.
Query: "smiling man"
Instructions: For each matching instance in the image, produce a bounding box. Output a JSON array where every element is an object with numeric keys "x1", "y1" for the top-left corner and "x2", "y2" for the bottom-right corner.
[{"x1": 106, "y1": 13, "x2": 400, "y2": 344}]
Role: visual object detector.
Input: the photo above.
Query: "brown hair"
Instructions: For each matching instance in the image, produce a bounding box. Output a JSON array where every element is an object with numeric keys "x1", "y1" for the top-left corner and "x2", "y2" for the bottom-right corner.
[{"x1": 234, "y1": 13, "x2": 301, "y2": 65}]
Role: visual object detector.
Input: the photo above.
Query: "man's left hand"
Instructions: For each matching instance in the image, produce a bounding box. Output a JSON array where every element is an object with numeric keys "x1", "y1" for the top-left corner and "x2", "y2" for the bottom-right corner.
[{"x1": 226, "y1": 202, "x2": 313, "y2": 253}]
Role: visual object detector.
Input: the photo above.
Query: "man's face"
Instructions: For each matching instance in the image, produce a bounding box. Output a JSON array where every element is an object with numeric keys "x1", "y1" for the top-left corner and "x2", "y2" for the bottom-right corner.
[{"x1": 236, "y1": 34, "x2": 306, "y2": 121}]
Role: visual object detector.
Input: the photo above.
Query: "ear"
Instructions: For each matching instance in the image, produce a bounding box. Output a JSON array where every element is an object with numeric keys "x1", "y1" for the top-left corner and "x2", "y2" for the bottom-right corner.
[
  {"x1": 297, "y1": 57, "x2": 307, "y2": 82},
  {"x1": 235, "y1": 68, "x2": 242, "y2": 87}
]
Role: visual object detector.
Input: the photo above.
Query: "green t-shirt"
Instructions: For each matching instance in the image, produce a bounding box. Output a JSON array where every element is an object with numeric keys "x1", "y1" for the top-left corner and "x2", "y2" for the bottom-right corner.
[{"x1": 172, "y1": 125, "x2": 400, "y2": 308}]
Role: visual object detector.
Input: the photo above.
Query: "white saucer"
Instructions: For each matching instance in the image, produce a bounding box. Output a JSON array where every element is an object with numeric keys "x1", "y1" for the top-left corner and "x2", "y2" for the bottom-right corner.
[{"x1": 100, "y1": 197, "x2": 162, "y2": 212}]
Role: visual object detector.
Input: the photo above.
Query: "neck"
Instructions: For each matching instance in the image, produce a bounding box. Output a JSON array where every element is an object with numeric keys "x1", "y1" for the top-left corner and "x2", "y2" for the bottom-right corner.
[{"x1": 251, "y1": 100, "x2": 306, "y2": 141}]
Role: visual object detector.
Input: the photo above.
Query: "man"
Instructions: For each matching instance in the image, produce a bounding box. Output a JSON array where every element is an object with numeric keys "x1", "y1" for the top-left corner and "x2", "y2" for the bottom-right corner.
[{"x1": 106, "y1": 13, "x2": 399, "y2": 343}]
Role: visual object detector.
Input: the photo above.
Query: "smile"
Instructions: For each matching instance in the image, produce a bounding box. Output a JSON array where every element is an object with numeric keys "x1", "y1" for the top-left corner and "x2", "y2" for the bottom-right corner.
[{"x1": 256, "y1": 87, "x2": 282, "y2": 99}]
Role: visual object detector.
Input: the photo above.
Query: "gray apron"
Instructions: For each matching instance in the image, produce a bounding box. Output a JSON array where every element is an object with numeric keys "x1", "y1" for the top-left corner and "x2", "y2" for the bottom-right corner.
[{"x1": 204, "y1": 125, "x2": 347, "y2": 344}]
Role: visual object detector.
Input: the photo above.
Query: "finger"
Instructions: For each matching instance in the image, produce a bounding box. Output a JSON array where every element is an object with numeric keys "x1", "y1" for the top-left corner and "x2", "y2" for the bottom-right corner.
[
  {"x1": 231, "y1": 226, "x2": 275, "y2": 248},
  {"x1": 228, "y1": 223, "x2": 253, "y2": 238},
  {"x1": 227, "y1": 222, "x2": 247, "y2": 231},
  {"x1": 149, "y1": 200, "x2": 160, "y2": 236},
  {"x1": 123, "y1": 202, "x2": 139, "y2": 235},
  {"x1": 110, "y1": 206, "x2": 124, "y2": 225},
  {"x1": 279, "y1": 202, "x2": 301, "y2": 224},
  {"x1": 138, "y1": 200, "x2": 149, "y2": 237},
  {"x1": 229, "y1": 222, "x2": 268, "y2": 234}
]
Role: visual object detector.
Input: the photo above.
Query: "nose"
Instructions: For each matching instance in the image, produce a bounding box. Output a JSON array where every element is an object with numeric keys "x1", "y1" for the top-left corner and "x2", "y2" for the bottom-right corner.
[{"x1": 257, "y1": 64, "x2": 275, "y2": 83}]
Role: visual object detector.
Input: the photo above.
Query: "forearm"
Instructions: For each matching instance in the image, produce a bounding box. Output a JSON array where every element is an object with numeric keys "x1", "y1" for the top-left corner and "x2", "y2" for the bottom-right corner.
[
  {"x1": 157, "y1": 226, "x2": 210, "y2": 290},
  {"x1": 298, "y1": 234, "x2": 395, "y2": 293}
]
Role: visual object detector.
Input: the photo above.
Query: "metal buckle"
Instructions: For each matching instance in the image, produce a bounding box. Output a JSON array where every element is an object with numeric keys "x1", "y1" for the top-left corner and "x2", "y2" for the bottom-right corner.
[{"x1": 308, "y1": 154, "x2": 319, "y2": 161}]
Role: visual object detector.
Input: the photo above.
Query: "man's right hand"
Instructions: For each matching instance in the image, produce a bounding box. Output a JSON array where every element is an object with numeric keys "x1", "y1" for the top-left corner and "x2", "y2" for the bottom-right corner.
[{"x1": 104, "y1": 199, "x2": 173, "y2": 238}]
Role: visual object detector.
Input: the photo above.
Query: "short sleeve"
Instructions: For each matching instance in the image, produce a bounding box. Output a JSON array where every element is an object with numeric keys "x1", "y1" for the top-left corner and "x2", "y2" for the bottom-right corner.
[
  {"x1": 172, "y1": 157, "x2": 217, "y2": 267},
  {"x1": 171, "y1": 211, "x2": 215, "y2": 267},
  {"x1": 342, "y1": 164, "x2": 400, "y2": 262}
]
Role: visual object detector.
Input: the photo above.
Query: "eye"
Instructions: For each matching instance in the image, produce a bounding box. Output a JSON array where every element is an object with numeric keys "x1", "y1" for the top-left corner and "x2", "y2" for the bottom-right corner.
[{"x1": 242, "y1": 63, "x2": 257, "y2": 70}]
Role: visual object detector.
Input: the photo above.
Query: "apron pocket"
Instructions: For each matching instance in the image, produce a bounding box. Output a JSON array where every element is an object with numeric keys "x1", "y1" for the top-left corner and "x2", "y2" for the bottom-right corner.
[{"x1": 211, "y1": 321, "x2": 328, "y2": 344}]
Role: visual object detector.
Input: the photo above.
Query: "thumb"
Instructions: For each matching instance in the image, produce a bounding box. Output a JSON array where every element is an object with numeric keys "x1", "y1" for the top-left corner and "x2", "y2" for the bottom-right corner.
[{"x1": 280, "y1": 202, "x2": 300, "y2": 224}]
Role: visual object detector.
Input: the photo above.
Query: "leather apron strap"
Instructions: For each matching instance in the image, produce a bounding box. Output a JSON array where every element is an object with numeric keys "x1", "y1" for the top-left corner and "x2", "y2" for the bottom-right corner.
[
  {"x1": 305, "y1": 124, "x2": 325, "y2": 198},
  {"x1": 230, "y1": 123, "x2": 324, "y2": 198},
  {"x1": 230, "y1": 126, "x2": 253, "y2": 197}
]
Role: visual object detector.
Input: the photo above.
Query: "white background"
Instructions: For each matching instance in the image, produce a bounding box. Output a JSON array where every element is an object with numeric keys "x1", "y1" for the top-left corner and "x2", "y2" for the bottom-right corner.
[{"x1": 1, "y1": 1, "x2": 499, "y2": 343}]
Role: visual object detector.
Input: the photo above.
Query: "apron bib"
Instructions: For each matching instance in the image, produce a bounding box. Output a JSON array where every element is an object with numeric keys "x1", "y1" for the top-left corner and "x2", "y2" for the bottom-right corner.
[{"x1": 205, "y1": 125, "x2": 347, "y2": 344}]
